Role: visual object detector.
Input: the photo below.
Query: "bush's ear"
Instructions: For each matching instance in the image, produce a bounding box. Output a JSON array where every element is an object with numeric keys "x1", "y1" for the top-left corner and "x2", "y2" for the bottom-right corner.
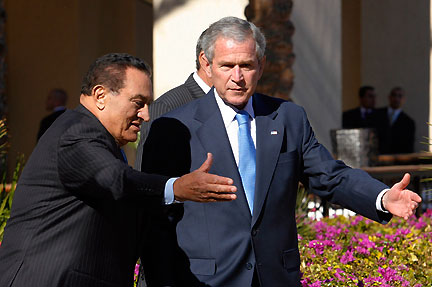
[{"x1": 200, "y1": 52, "x2": 212, "y2": 78}]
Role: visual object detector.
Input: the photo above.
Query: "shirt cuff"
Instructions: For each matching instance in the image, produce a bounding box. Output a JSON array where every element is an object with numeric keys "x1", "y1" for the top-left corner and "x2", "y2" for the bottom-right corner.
[
  {"x1": 164, "y1": 177, "x2": 178, "y2": 205},
  {"x1": 376, "y1": 188, "x2": 390, "y2": 213}
]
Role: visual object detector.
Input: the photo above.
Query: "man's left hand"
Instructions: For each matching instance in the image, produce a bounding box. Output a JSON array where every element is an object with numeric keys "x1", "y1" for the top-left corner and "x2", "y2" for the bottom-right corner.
[{"x1": 382, "y1": 173, "x2": 422, "y2": 220}]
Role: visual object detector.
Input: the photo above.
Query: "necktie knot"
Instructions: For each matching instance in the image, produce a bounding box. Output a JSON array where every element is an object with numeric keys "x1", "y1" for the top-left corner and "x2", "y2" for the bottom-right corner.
[{"x1": 235, "y1": 110, "x2": 250, "y2": 126}]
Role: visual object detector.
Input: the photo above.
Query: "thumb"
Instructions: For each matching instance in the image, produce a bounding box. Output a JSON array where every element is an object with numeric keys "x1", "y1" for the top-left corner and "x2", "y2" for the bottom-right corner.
[
  {"x1": 197, "y1": 153, "x2": 213, "y2": 173},
  {"x1": 393, "y1": 173, "x2": 410, "y2": 191}
]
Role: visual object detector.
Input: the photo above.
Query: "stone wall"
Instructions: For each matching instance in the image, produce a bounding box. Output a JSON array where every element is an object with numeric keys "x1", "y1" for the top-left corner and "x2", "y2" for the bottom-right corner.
[{"x1": 246, "y1": 0, "x2": 295, "y2": 101}]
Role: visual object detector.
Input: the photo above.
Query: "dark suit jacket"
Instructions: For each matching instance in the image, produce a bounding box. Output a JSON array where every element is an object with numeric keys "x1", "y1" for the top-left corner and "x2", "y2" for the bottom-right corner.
[
  {"x1": 142, "y1": 90, "x2": 391, "y2": 286},
  {"x1": 134, "y1": 73, "x2": 205, "y2": 170},
  {"x1": 375, "y1": 107, "x2": 415, "y2": 154},
  {"x1": 342, "y1": 107, "x2": 378, "y2": 129},
  {"x1": 0, "y1": 104, "x2": 169, "y2": 287},
  {"x1": 37, "y1": 108, "x2": 66, "y2": 140}
]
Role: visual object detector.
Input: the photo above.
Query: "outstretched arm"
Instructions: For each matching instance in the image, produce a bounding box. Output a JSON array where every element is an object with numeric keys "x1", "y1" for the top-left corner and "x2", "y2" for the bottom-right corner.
[{"x1": 382, "y1": 173, "x2": 422, "y2": 220}]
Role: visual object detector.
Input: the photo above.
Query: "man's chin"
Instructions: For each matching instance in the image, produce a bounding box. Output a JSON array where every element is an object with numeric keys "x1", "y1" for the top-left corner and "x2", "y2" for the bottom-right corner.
[
  {"x1": 222, "y1": 95, "x2": 249, "y2": 108},
  {"x1": 228, "y1": 99, "x2": 249, "y2": 109},
  {"x1": 120, "y1": 133, "x2": 138, "y2": 145},
  {"x1": 128, "y1": 134, "x2": 138, "y2": 143}
]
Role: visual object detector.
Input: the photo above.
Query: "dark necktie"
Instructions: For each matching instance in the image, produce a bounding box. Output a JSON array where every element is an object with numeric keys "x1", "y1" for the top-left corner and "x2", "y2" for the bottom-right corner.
[
  {"x1": 120, "y1": 148, "x2": 128, "y2": 164},
  {"x1": 235, "y1": 110, "x2": 256, "y2": 214},
  {"x1": 388, "y1": 109, "x2": 395, "y2": 125}
]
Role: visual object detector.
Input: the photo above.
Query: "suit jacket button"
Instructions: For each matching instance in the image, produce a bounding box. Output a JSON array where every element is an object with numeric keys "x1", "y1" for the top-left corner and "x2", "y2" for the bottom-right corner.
[
  {"x1": 252, "y1": 229, "x2": 258, "y2": 236},
  {"x1": 246, "y1": 262, "x2": 253, "y2": 270}
]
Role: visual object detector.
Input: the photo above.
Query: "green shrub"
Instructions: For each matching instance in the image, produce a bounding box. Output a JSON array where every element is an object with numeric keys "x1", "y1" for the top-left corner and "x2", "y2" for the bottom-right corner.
[
  {"x1": 298, "y1": 211, "x2": 432, "y2": 286},
  {"x1": 0, "y1": 119, "x2": 24, "y2": 241}
]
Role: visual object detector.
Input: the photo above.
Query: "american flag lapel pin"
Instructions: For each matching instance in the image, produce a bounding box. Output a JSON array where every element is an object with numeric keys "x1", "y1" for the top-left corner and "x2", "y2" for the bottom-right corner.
[{"x1": 271, "y1": 130, "x2": 278, "y2": 135}]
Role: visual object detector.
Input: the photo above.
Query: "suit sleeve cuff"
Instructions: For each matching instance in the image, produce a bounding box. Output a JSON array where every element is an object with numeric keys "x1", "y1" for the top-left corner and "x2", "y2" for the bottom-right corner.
[
  {"x1": 164, "y1": 177, "x2": 179, "y2": 205},
  {"x1": 376, "y1": 188, "x2": 390, "y2": 213}
]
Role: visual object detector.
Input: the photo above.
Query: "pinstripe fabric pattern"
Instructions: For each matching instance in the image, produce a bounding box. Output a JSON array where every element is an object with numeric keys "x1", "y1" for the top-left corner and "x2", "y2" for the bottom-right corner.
[
  {"x1": 134, "y1": 73, "x2": 206, "y2": 170},
  {"x1": 0, "y1": 104, "x2": 169, "y2": 287}
]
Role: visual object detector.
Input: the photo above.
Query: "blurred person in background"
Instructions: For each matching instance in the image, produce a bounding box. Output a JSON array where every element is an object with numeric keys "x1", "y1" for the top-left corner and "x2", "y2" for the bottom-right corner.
[
  {"x1": 342, "y1": 85, "x2": 378, "y2": 129},
  {"x1": 37, "y1": 88, "x2": 68, "y2": 140},
  {"x1": 376, "y1": 87, "x2": 415, "y2": 154}
]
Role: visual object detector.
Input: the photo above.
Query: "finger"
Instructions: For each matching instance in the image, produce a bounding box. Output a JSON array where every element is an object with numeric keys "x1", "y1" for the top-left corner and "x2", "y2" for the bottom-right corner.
[
  {"x1": 204, "y1": 173, "x2": 234, "y2": 186},
  {"x1": 410, "y1": 192, "x2": 422, "y2": 203},
  {"x1": 393, "y1": 173, "x2": 410, "y2": 191},
  {"x1": 197, "y1": 153, "x2": 213, "y2": 173},
  {"x1": 206, "y1": 182, "x2": 237, "y2": 193},
  {"x1": 195, "y1": 191, "x2": 236, "y2": 202},
  {"x1": 207, "y1": 193, "x2": 237, "y2": 201}
]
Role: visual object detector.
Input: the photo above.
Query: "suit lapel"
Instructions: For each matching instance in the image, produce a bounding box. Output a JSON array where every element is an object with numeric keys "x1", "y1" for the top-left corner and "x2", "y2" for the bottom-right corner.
[
  {"x1": 252, "y1": 94, "x2": 284, "y2": 227},
  {"x1": 194, "y1": 90, "x2": 252, "y2": 221}
]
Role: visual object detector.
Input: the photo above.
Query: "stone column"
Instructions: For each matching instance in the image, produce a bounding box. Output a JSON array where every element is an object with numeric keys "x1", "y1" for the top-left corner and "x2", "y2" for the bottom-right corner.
[{"x1": 245, "y1": 0, "x2": 295, "y2": 101}]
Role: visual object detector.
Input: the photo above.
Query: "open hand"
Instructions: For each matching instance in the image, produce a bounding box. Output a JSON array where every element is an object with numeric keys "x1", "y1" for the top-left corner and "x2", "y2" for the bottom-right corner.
[
  {"x1": 173, "y1": 153, "x2": 237, "y2": 202},
  {"x1": 382, "y1": 173, "x2": 422, "y2": 220}
]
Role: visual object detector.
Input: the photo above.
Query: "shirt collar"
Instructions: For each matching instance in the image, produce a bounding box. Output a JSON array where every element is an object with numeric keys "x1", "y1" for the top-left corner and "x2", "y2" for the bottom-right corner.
[
  {"x1": 214, "y1": 90, "x2": 254, "y2": 129},
  {"x1": 388, "y1": 107, "x2": 402, "y2": 114},
  {"x1": 193, "y1": 71, "x2": 211, "y2": 94},
  {"x1": 53, "y1": 106, "x2": 66, "y2": 112},
  {"x1": 360, "y1": 107, "x2": 372, "y2": 114}
]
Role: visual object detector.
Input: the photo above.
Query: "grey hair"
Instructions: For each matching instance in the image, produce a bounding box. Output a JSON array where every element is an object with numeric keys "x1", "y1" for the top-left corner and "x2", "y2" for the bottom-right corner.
[
  {"x1": 201, "y1": 16, "x2": 266, "y2": 64},
  {"x1": 195, "y1": 28, "x2": 208, "y2": 70}
]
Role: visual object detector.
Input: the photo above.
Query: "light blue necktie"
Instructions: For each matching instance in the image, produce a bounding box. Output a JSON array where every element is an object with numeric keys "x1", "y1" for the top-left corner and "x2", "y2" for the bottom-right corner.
[{"x1": 236, "y1": 110, "x2": 256, "y2": 214}]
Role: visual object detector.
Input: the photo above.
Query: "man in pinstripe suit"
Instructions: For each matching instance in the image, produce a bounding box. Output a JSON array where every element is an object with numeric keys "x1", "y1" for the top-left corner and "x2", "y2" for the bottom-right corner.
[
  {"x1": 0, "y1": 53, "x2": 236, "y2": 287},
  {"x1": 135, "y1": 30, "x2": 212, "y2": 170}
]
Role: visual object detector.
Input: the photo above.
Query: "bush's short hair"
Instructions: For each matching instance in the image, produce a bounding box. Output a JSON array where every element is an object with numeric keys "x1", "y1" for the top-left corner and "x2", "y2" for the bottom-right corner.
[
  {"x1": 195, "y1": 29, "x2": 208, "y2": 70},
  {"x1": 201, "y1": 16, "x2": 266, "y2": 64},
  {"x1": 81, "y1": 53, "x2": 151, "y2": 96}
]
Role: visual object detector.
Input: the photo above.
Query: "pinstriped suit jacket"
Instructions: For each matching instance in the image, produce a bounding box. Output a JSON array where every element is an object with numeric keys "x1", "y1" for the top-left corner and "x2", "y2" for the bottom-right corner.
[
  {"x1": 135, "y1": 73, "x2": 206, "y2": 170},
  {"x1": 0, "y1": 104, "x2": 169, "y2": 287}
]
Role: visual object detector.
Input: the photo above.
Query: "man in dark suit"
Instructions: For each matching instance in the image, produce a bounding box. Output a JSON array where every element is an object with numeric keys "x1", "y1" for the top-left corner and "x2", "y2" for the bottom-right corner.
[
  {"x1": 376, "y1": 87, "x2": 415, "y2": 154},
  {"x1": 37, "y1": 88, "x2": 68, "y2": 140},
  {"x1": 0, "y1": 53, "x2": 236, "y2": 287},
  {"x1": 141, "y1": 17, "x2": 421, "y2": 286},
  {"x1": 342, "y1": 85, "x2": 378, "y2": 129},
  {"x1": 135, "y1": 30, "x2": 212, "y2": 170},
  {"x1": 136, "y1": 30, "x2": 213, "y2": 287}
]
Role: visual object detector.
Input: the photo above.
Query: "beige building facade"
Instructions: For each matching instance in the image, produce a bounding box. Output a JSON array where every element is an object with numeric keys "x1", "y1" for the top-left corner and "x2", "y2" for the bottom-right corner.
[{"x1": 3, "y1": 0, "x2": 431, "y2": 173}]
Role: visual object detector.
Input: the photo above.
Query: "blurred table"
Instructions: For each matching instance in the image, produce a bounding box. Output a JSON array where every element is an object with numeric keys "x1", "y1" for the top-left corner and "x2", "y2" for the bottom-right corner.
[
  {"x1": 362, "y1": 164, "x2": 432, "y2": 177},
  {"x1": 375, "y1": 152, "x2": 432, "y2": 166}
]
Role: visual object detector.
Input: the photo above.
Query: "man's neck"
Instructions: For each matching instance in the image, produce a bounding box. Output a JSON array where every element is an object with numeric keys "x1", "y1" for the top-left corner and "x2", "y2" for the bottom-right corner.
[{"x1": 196, "y1": 68, "x2": 212, "y2": 87}]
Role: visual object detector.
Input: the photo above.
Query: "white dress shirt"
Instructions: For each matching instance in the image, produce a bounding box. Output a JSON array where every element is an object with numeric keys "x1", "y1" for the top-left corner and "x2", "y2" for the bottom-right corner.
[
  {"x1": 214, "y1": 90, "x2": 256, "y2": 166},
  {"x1": 193, "y1": 72, "x2": 211, "y2": 94}
]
